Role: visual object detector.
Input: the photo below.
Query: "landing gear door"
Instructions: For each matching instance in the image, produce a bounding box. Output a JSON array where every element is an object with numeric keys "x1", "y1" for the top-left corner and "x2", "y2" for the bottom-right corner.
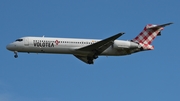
[{"x1": 24, "y1": 38, "x2": 29, "y2": 46}]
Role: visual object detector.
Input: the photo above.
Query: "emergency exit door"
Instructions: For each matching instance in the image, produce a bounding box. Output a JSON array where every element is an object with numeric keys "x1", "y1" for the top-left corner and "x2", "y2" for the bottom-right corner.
[{"x1": 24, "y1": 38, "x2": 29, "y2": 46}]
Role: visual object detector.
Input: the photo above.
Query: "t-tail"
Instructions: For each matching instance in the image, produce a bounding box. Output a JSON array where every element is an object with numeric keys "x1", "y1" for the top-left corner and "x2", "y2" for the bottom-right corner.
[{"x1": 132, "y1": 22, "x2": 173, "y2": 50}]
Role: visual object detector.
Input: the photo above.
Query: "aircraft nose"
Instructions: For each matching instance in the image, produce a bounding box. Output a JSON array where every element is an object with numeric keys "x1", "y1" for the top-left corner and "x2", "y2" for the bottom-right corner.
[{"x1": 6, "y1": 43, "x2": 14, "y2": 51}]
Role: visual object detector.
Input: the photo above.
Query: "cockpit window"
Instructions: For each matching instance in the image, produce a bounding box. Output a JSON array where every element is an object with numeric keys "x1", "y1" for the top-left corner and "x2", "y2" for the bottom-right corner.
[{"x1": 15, "y1": 39, "x2": 23, "y2": 41}]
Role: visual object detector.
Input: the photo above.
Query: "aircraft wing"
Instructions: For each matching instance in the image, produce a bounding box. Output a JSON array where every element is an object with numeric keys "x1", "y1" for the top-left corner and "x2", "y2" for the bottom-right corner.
[
  {"x1": 78, "y1": 33, "x2": 124, "y2": 52},
  {"x1": 73, "y1": 33, "x2": 124, "y2": 64}
]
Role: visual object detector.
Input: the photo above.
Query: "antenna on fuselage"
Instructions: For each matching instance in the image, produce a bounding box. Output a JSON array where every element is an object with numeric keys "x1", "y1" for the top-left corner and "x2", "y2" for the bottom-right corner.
[{"x1": 42, "y1": 35, "x2": 45, "y2": 38}]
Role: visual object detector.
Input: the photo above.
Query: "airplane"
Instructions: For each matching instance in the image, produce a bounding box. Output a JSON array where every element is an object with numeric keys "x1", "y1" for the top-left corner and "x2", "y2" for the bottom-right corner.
[{"x1": 6, "y1": 23, "x2": 172, "y2": 64}]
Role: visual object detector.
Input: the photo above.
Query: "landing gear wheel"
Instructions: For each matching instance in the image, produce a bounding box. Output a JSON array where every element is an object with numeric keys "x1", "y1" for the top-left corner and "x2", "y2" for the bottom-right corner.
[
  {"x1": 14, "y1": 51, "x2": 18, "y2": 58},
  {"x1": 87, "y1": 60, "x2": 94, "y2": 64},
  {"x1": 93, "y1": 55, "x2": 98, "y2": 59},
  {"x1": 87, "y1": 57, "x2": 94, "y2": 64},
  {"x1": 14, "y1": 55, "x2": 18, "y2": 58}
]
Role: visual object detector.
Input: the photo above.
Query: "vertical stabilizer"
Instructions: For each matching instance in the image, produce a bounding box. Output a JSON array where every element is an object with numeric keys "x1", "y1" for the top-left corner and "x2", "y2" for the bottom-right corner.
[{"x1": 132, "y1": 23, "x2": 172, "y2": 50}]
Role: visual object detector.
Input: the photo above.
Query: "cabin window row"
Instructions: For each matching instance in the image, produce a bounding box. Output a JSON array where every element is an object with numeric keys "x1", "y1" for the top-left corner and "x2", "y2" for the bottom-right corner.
[
  {"x1": 33, "y1": 40, "x2": 97, "y2": 44},
  {"x1": 61, "y1": 41, "x2": 93, "y2": 44},
  {"x1": 33, "y1": 40, "x2": 57, "y2": 43}
]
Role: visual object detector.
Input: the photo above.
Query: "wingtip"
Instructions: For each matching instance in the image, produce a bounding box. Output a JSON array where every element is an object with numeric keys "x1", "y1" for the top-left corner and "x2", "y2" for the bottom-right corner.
[
  {"x1": 167, "y1": 22, "x2": 173, "y2": 25},
  {"x1": 118, "y1": 32, "x2": 125, "y2": 35}
]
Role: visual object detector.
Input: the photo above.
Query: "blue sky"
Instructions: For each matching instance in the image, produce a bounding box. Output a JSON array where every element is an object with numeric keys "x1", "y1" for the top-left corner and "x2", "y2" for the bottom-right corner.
[{"x1": 1, "y1": 0, "x2": 180, "y2": 101}]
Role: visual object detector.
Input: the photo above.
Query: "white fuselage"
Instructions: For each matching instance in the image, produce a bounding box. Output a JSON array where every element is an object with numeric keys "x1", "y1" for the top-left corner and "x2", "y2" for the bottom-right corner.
[
  {"x1": 7, "y1": 36, "x2": 140, "y2": 56},
  {"x1": 6, "y1": 23, "x2": 171, "y2": 64}
]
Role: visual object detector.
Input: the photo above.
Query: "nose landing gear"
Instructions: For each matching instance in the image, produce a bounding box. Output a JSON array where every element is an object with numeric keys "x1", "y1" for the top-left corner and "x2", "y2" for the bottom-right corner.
[{"x1": 14, "y1": 51, "x2": 18, "y2": 58}]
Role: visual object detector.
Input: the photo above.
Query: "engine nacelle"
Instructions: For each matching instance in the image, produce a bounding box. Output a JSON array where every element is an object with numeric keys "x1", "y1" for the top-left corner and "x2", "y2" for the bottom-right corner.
[
  {"x1": 129, "y1": 41, "x2": 140, "y2": 49},
  {"x1": 113, "y1": 40, "x2": 140, "y2": 49}
]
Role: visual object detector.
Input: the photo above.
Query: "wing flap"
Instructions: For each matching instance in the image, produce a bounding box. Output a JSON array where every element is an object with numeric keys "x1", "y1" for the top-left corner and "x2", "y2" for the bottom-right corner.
[{"x1": 73, "y1": 55, "x2": 91, "y2": 64}]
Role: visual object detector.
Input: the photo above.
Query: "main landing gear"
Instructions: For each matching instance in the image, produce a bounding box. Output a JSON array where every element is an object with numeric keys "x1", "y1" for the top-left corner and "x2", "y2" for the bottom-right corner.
[
  {"x1": 87, "y1": 57, "x2": 94, "y2": 64},
  {"x1": 93, "y1": 54, "x2": 98, "y2": 59},
  {"x1": 14, "y1": 51, "x2": 18, "y2": 58},
  {"x1": 87, "y1": 54, "x2": 99, "y2": 64}
]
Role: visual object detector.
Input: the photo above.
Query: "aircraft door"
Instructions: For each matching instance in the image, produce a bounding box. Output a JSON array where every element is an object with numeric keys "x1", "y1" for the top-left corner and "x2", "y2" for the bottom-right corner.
[{"x1": 24, "y1": 38, "x2": 29, "y2": 46}]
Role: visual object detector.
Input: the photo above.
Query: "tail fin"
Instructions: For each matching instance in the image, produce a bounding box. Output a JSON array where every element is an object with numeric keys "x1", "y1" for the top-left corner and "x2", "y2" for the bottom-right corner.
[{"x1": 132, "y1": 23, "x2": 173, "y2": 50}]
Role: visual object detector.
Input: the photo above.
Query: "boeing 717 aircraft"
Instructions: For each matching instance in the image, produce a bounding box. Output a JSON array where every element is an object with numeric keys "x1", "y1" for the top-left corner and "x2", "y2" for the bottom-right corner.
[{"x1": 6, "y1": 23, "x2": 172, "y2": 64}]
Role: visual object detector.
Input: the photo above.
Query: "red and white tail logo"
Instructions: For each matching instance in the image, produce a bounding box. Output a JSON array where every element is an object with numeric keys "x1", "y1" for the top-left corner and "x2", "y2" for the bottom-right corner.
[
  {"x1": 132, "y1": 23, "x2": 168, "y2": 50},
  {"x1": 133, "y1": 24, "x2": 164, "y2": 45},
  {"x1": 132, "y1": 23, "x2": 173, "y2": 50}
]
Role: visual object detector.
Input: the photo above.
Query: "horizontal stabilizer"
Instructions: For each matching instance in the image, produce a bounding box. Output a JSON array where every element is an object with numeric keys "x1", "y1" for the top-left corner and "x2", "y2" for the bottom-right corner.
[{"x1": 148, "y1": 22, "x2": 173, "y2": 30}]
